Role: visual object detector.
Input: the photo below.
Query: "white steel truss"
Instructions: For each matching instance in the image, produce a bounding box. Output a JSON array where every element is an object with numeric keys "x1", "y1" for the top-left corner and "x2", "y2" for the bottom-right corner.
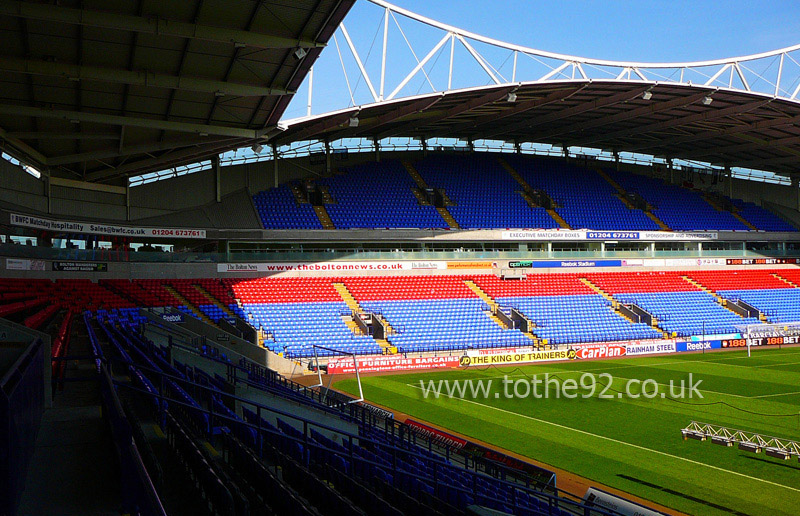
[{"x1": 299, "y1": 0, "x2": 800, "y2": 117}]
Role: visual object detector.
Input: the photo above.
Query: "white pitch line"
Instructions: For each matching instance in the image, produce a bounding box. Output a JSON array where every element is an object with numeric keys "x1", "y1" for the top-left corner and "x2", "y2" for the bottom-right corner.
[
  {"x1": 406, "y1": 383, "x2": 800, "y2": 494},
  {"x1": 753, "y1": 359, "x2": 800, "y2": 368},
  {"x1": 750, "y1": 390, "x2": 800, "y2": 399}
]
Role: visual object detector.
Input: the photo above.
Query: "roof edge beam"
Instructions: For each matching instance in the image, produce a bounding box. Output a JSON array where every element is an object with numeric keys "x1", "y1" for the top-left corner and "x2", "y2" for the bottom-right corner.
[
  {"x1": 0, "y1": 0, "x2": 324, "y2": 50},
  {"x1": 0, "y1": 104, "x2": 263, "y2": 139},
  {"x1": 47, "y1": 136, "x2": 234, "y2": 166},
  {"x1": 0, "y1": 57, "x2": 291, "y2": 97},
  {"x1": 377, "y1": 85, "x2": 516, "y2": 139}
]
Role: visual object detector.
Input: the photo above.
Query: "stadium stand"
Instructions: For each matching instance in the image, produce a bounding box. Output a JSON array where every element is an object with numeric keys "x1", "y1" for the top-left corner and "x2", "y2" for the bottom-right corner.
[
  {"x1": 252, "y1": 153, "x2": 796, "y2": 231},
  {"x1": 89, "y1": 311, "x2": 608, "y2": 516},
  {"x1": 506, "y1": 156, "x2": 661, "y2": 231},
  {"x1": 6, "y1": 271, "x2": 800, "y2": 359},
  {"x1": 253, "y1": 186, "x2": 323, "y2": 229},
  {"x1": 413, "y1": 154, "x2": 558, "y2": 229},
  {"x1": 605, "y1": 169, "x2": 751, "y2": 231},
  {"x1": 586, "y1": 272, "x2": 763, "y2": 336},
  {"x1": 730, "y1": 199, "x2": 798, "y2": 232},
  {"x1": 319, "y1": 159, "x2": 448, "y2": 229}
]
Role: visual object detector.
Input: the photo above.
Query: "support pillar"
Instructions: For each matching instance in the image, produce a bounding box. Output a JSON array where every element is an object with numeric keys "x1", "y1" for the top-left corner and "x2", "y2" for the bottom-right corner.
[
  {"x1": 373, "y1": 137, "x2": 380, "y2": 162},
  {"x1": 667, "y1": 158, "x2": 674, "y2": 184},
  {"x1": 271, "y1": 144, "x2": 279, "y2": 188},
  {"x1": 422, "y1": 137, "x2": 428, "y2": 157},
  {"x1": 126, "y1": 182, "x2": 131, "y2": 221},
  {"x1": 324, "y1": 140, "x2": 331, "y2": 174},
  {"x1": 213, "y1": 154, "x2": 221, "y2": 203},
  {"x1": 725, "y1": 165, "x2": 732, "y2": 198},
  {"x1": 613, "y1": 151, "x2": 620, "y2": 171},
  {"x1": 44, "y1": 169, "x2": 52, "y2": 214}
]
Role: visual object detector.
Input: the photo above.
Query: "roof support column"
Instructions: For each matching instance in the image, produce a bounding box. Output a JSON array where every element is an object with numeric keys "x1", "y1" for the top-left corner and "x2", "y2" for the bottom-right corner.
[
  {"x1": 324, "y1": 140, "x2": 331, "y2": 174},
  {"x1": 793, "y1": 176, "x2": 800, "y2": 212},
  {"x1": 667, "y1": 158, "x2": 674, "y2": 184},
  {"x1": 44, "y1": 168, "x2": 51, "y2": 214},
  {"x1": 724, "y1": 165, "x2": 732, "y2": 198},
  {"x1": 422, "y1": 137, "x2": 428, "y2": 157},
  {"x1": 373, "y1": 137, "x2": 380, "y2": 162},
  {"x1": 272, "y1": 144, "x2": 279, "y2": 188},
  {"x1": 213, "y1": 154, "x2": 221, "y2": 203},
  {"x1": 613, "y1": 151, "x2": 620, "y2": 171},
  {"x1": 514, "y1": 141, "x2": 521, "y2": 154}
]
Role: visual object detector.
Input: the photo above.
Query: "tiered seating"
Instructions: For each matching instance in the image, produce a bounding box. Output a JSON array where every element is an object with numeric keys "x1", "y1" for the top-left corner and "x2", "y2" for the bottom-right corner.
[
  {"x1": 250, "y1": 152, "x2": 795, "y2": 231},
  {"x1": 717, "y1": 289, "x2": 800, "y2": 323},
  {"x1": 730, "y1": 199, "x2": 797, "y2": 232},
  {"x1": 508, "y1": 156, "x2": 660, "y2": 230},
  {"x1": 585, "y1": 272, "x2": 744, "y2": 336},
  {"x1": 606, "y1": 169, "x2": 749, "y2": 230},
  {"x1": 104, "y1": 319, "x2": 574, "y2": 516},
  {"x1": 230, "y1": 277, "x2": 380, "y2": 357},
  {"x1": 774, "y1": 269, "x2": 800, "y2": 286},
  {"x1": 22, "y1": 304, "x2": 60, "y2": 330},
  {"x1": 614, "y1": 291, "x2": 760, "y2": 336},
  {"x1": 587, "y1": 271, "x2": 761, "y2": 336},
  {"x1": 244, "y1": 302, "x2": 382, "y2": 358},
  {"x1": 253, "y1": 184, "x2": 322, "y2": 229},
  {"x1": 364, "y1": 299, "x2": 529, "y2": 353},
  {"x1": 344, "y1": 275, "x2": 476, "y2": 300},
  {"x1": 586, "y1": 271, "x2": 696, "y2": 294},
  {"x1": 690, "y1": 269, "x2": 800, "y2": 324},
  {"x1": 497, "y1": 294, "x2": 661, "y2": 345},
  {"x1": 472, "y1": 274, "x2": 661, "y2": 345},
  {"x1": 472, "y1": 274, "x2": 595, "y2": 297},
  {"x1": 346, "y1": 276, "x2": 529, "y2": 353},
  {"x1": 414, "y1": 154, "x2": 558, "y2": 229},
  {"x1": 101, "y1": 279, "x2": 171, "y2": 308},
  {"x1": 229, "y1": 277, "x2": 341, "y2": 304},
  {"x1": 687, "y1": 270, "x2": 789, "y2": 291},
  {"x1": 133, "y1": 279, "x2": 183, "y2": 307},
  {"x1": 51, "y1": 279, "x2": 135, "y2": 312},
  {"x1": 318, "y1": 160, "x2": 447, "y2": 229}
]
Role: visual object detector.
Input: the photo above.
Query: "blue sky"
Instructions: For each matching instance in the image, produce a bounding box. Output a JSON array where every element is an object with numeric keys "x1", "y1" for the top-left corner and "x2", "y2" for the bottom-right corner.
[{"x1": 282, "y1": 0, "x2": 800, "y2": 119}]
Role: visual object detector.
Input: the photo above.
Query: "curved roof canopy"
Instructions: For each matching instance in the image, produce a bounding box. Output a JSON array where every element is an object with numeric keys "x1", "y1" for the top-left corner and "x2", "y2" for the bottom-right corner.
[
  {"x1": 277, "y1": 80, "x2": 800, "y2": 178},
  {"x1": 0, "y1": 0, "x2": 354, "y2": 184}
]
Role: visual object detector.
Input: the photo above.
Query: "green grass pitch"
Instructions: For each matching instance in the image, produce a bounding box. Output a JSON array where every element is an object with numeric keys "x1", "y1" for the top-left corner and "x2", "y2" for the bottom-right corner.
[{"x1": 334, "y1": 348, "x2": 800, "y2": 516}]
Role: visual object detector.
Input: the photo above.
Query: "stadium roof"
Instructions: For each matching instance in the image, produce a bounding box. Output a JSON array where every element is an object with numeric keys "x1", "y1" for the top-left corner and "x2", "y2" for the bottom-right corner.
[
  {"x1": 0, "y1": 0, "x2": 354, "y2": 184},
  {"x1": 275, "y1": 80, "x2": 800, "y2": 179}
]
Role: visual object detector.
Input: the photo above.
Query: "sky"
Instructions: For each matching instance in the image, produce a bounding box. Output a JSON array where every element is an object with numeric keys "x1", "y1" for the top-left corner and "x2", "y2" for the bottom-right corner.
[{"x1": 282, "y1": 0, "x2": 800, "y2": 119}]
